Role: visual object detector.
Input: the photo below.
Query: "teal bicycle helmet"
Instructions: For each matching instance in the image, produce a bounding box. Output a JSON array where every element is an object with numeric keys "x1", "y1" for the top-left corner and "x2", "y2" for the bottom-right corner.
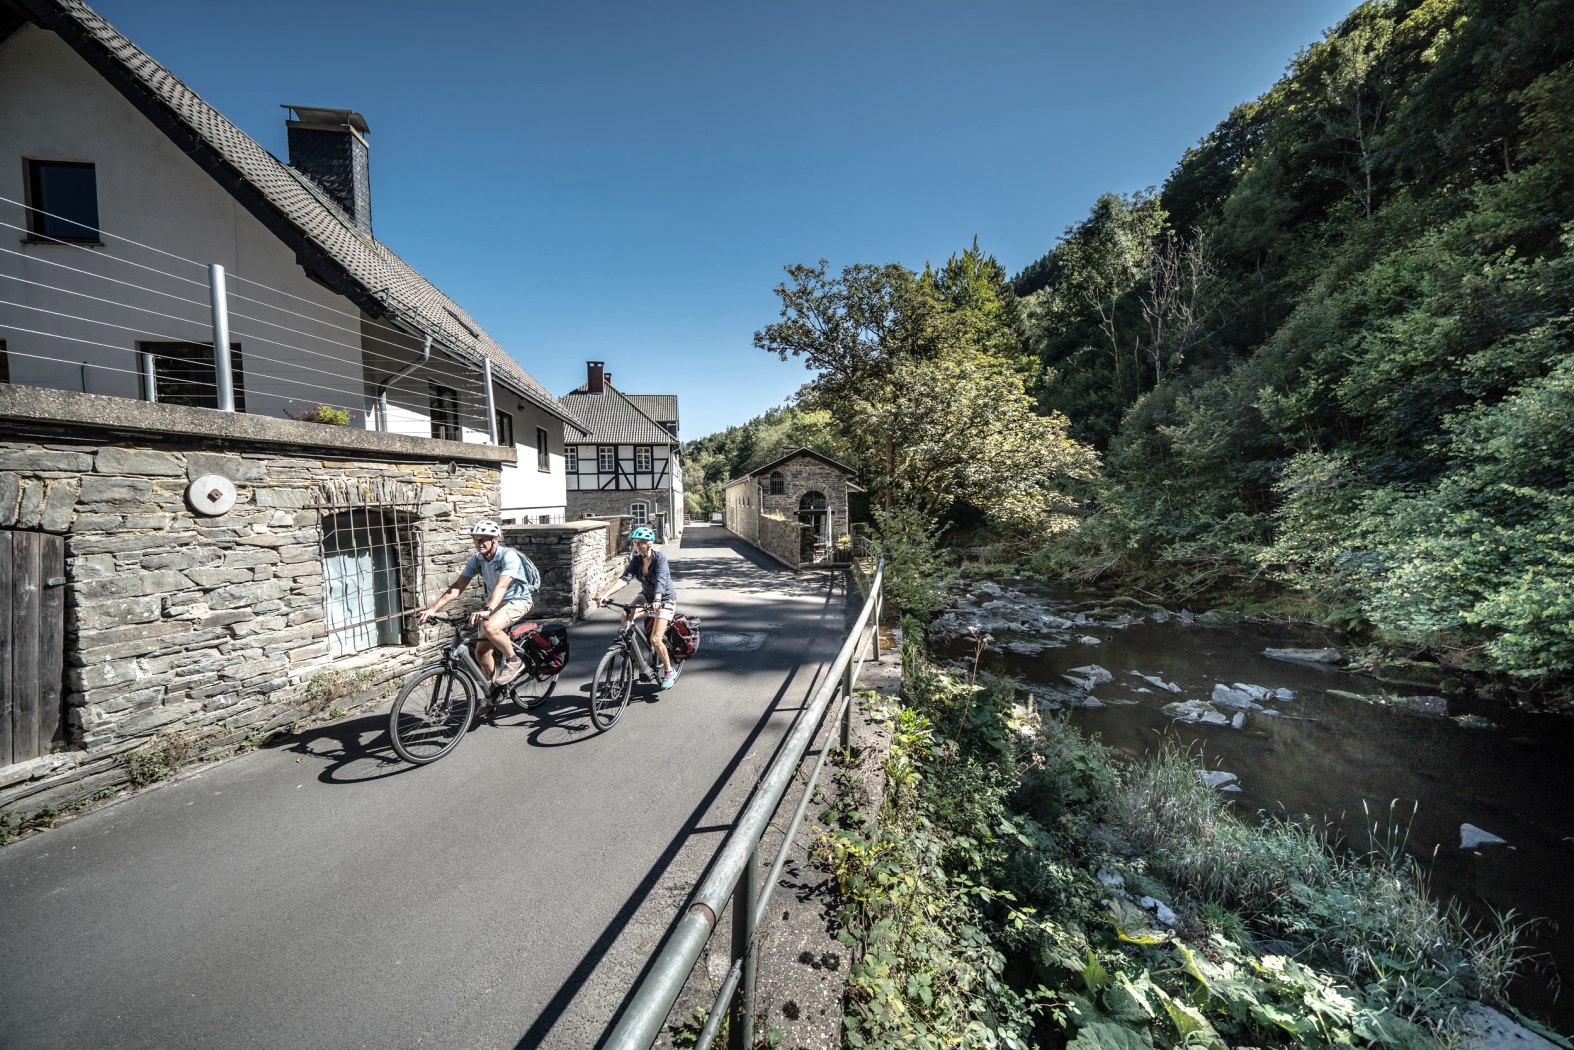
[{"x1": 629, "y1": 526, "x2": 657, "y2": 542}]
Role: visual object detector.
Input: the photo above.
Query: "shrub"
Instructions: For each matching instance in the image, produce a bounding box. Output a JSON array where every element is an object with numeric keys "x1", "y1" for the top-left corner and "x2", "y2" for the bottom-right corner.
[{"x1": 292, "y1": 404, "x2": 352, "y2": 426}]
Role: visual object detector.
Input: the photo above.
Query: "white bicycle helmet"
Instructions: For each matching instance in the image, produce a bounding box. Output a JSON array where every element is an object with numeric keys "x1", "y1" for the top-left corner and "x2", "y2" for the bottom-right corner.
[{"x1": 468, "y1": 519, "x2": 502, "y2": 537}]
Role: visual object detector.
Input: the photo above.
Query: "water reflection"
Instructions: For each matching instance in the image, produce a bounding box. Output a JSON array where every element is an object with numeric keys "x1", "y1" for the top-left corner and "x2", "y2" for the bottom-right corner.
[{"x1": 933, "y1": 582, "x2": 1573, "y2": 1029}]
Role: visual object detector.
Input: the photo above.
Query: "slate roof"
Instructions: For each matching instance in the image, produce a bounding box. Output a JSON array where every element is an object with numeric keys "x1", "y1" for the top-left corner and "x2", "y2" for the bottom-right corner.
[
  {"x1": 560, "y1": 382, "x2": 677, "y2": 446},
  {"x1": 625, "y1": 394, "x2": 678, "y2": 426},
  {"x1": 18, "y1": 0, "x2": 586, "y2": 432},
  {"x1": 722, "y1": 447, "x2": 864, "y2": 490}
]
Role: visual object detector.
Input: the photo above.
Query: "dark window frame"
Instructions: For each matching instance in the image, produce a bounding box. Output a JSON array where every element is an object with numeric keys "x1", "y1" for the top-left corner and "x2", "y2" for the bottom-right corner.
[
  {"x1": 536, "y1": 426, "x2": 550, "y2": 472},
  {"x1": 0, "y1": 339, "x2": 9, "y2": 384},
  {"x1": 430, "y1": 384, "x2": 461, "y2": 441},
  {"x1": 597, "y1": 445, "x2": 615, "y2": 473},
  {"x1": 140, "y1": 341, "x2": 247, "y2": 411},
  {"x1": 566, "y1": 446, "x2": 579, "y2": 473},
  {"x1": 768, "y1": 471, "x2": 785, "y2": 495},
  {"x1": 495, "y1": 408, "x2": 514, "y2": 448},
  {"x1": 25, "y1": 159, "x2": 101, "y2": 243}
]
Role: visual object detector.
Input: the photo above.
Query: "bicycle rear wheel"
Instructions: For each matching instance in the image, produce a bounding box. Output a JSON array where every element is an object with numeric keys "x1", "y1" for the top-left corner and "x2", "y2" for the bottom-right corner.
[
  {"x1": 511, "y1": 672, "x2": 558, "y2": 713},
  {"x1": 389, "y1": 665, "x2": 476, "y2": 764},
  {"x1": 588, "y1": 649, "x2": 633, "y2": 731}
]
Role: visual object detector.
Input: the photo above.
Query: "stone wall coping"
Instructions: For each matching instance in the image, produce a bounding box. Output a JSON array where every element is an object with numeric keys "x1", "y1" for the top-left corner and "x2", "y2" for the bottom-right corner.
[
  {"x1": 0, "y1": 387, "x2": 517, "y2": 466},
  {"x1": 503, "y1": 520, "x2": 606, "y2": 535}
]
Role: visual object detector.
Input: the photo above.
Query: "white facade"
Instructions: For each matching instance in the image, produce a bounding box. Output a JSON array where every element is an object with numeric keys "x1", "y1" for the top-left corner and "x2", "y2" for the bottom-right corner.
[
  {"x1": 0, "y1": 23, "x2": 568, "y2": 521},
  {"x1": 0, "y1": 27, "x2": 357, "y2": 416}
]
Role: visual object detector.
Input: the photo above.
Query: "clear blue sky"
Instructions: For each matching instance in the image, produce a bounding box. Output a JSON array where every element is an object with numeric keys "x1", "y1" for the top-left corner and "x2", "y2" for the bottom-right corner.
[{"x1": 90, "y1": 0, "x2": 1353, "y2": 440}]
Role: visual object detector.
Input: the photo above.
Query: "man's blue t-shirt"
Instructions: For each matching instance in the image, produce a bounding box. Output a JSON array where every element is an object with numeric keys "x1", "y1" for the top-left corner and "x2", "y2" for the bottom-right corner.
[{"x1": 462, "y1": 545, "x2": 539, "y2": 603}]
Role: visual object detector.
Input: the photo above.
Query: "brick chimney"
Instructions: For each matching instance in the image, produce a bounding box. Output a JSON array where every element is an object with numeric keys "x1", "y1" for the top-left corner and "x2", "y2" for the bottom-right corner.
[
  {"x1": 283, "y1": 105, "x2": 373, "y2": 235},
  {"x1": 587, "y1": 361, "x2": 605, "y2": 394}
]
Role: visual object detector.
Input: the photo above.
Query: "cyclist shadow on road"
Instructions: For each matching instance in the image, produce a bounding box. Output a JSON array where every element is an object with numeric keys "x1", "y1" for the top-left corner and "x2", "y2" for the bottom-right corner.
[{"x1": 284, "y1": 682, "x2": 616, "y2": 784}]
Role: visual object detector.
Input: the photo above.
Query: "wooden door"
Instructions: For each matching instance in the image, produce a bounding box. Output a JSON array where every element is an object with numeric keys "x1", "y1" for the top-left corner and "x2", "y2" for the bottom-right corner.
[{"x1": 2, "y1": 530, "x2": 66, "y2": 765}]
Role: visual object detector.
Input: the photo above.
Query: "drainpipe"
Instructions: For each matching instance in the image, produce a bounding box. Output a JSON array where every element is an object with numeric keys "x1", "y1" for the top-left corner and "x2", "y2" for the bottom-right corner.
[
  {"x1": 375, "y1": 333, "x2": 431, "y2": 432},
  {"x1": 483, "y1": 357, "x2": 497, "y2": 444}
]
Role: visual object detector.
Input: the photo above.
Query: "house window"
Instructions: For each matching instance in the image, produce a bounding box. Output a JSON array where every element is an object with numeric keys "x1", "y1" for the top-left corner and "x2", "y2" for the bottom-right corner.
[
  {"x1": 768, "y1": 471, "x2": 785, "y2": 495},
  {"x1": 566, "y1": 446, "x2": 579, "y2": 473},
  {"x1": 495, "y1": 409, "x2": 514, "y2": 447},
  {"x1": 321, "y1": 508, "x2": 412, "y2": 657},
  {"x1": 597, "y1": 445, "x2": 615, "y2": 473},
  {"x1": 430, "y1": 385, "x2": 461, "y2": 441},
  {"x1": 630, "y1": 500, "x2": 650, "y2": 525},
  {"x1": 141, "y1": 342, "x2": 246, "y2": 410},
  {"x1": 635, "y1": 446, "x2": 653, "y2": 472},
  {"x1": 537, "y1": 427, "x2": 550, "y2": 471},
  {"x1": 26, "y1": 160, "x2": 99, "y2": 242},
  {"x1": 0, "y1": 340, "x2": 8, "y2": 383}
]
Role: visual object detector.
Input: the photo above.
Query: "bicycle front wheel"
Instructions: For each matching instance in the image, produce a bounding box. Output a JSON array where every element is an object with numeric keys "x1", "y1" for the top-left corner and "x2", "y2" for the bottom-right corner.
[
  {"x1": 588, "y1": 649, "x2": 633, "y2": 731},
  {"x1": 389, "y1": 665, "x2": 476, "y2": 764}
]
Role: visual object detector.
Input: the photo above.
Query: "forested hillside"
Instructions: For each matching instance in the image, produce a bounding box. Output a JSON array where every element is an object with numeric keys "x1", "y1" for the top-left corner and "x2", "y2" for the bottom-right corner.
[
  {"x1": 695, "y1": 0, "x2": 1572, "y2": 693},
  {"x1": 1017, "y1": 0, "x2": 1573, "y2": 687}
]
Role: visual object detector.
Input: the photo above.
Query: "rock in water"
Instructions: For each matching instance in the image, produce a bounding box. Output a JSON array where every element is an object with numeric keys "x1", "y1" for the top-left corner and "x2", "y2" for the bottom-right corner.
[
  {"x1": 1067, "y1": 664, "x2": 1114, "y2": 686},
  {"x1": 1263, "y1": 647, "x2": 1344, "y2": 665},
  {"x1": 1460, "y1": 824, "x2": 1508, "y2": 849},
  {"x1": 1231, "y1": 712, "x2": 1246, "y2": 730},
  {"x1": 1131, "y1": 671, "x2": 1182, "y2": 693},
  {"x1": 1211, "y1": 684, "x2": 1261, "y2": 709},
  {"x1": 1199, "y1": 770, "x2": 1239, "y2": 789}
]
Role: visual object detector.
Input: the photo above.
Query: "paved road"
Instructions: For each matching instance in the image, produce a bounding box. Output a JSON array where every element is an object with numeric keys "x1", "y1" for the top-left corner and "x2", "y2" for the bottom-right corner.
[{"x1": 0, "y1": 526, "x2": 851, "y2": 1050}]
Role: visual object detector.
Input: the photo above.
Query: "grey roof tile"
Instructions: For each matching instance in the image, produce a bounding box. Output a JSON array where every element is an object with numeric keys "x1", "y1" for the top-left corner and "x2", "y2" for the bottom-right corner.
[{"x1": 560, "y1": 382, "x2": 676, "y2": 445}]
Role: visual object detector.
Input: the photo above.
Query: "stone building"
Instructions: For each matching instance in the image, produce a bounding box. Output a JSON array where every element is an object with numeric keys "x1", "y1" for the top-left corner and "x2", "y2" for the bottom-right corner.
[
  {"x1": 559, "y1": 362, "x2": 683, "y2": 541},
  {"x1": 0, "y1": 387, "x2": 622, "y2": 817},
  {"x1": 722, "y1": 448, "x2": 862, "y2": 567}
]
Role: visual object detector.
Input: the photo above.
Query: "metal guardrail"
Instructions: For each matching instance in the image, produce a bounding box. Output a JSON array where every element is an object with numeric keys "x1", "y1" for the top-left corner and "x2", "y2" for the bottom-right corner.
[{"x1": 605, "y1": 560, "x2": 885, "y2": 1050}]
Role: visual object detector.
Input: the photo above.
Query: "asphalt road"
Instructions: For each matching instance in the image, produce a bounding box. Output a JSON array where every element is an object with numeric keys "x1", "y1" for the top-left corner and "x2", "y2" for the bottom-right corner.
[{"x1": 0, "y1": 526, "x2": 852, "y2": 1050}]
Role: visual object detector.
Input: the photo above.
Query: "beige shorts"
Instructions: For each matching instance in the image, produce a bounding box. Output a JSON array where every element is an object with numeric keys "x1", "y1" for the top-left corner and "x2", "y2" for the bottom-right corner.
[{"x1": 492, "y1": 599, "x2": 533, "y2": 627}]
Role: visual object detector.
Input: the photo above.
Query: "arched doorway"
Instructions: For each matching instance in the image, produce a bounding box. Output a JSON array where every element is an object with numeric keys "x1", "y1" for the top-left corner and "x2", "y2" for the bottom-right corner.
[{"x1": 798, "y1": 491, "x2": 829, "y2": 560}]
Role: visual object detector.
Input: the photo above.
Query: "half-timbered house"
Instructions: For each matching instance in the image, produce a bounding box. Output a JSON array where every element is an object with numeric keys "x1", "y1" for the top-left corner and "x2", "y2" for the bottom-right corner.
[{"x1": 559, "y1": 361, "x2": 683, "y2": 540}]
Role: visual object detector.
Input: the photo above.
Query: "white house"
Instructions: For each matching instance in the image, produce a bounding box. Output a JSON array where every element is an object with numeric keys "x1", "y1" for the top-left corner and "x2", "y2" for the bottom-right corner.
[
  {"x1": 560, "y1": 361, "x2": 683, "y2": 539},
  {"x1": 0, "y1": 0, "x2": 584, "y2": 522}
]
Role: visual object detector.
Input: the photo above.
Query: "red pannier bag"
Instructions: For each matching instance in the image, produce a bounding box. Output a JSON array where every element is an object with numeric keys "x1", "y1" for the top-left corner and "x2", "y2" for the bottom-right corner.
[
  {"x1": 508, "y1": 621, "x2": 570, "y2": 675},
  {"x1": 664, "y1": 614, "x2": 701, "y2": 661}
]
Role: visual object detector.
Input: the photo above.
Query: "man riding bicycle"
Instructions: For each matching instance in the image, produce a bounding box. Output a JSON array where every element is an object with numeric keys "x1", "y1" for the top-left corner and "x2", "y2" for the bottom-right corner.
[
  {"x1": 418, "y1": 520, "x2": 540, "y2": 688},
  {"x1": 599, "y1": 525, "x2": 679, "y2": 689}
]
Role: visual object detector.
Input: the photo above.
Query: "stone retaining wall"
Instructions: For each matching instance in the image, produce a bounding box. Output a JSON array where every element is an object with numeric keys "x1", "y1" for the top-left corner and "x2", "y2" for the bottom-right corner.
[
  {"x1": 0, "y1": 433, "x2": 505, "y2": 813},
  {"x1": 503, "y1": 520, "x2": 621, "y2": 621},
  {"x1": 0, "y1": 389, "x2": 536, "y2": 814},
  {"x1": 758, "y1": 512, "x2": 810, "y2": 569}
]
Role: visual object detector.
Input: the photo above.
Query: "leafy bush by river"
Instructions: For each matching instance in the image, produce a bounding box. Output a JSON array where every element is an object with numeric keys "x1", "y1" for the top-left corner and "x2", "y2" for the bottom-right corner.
[{"x1": 815, "y1": 624, "x2": 1558, "y2": 1048}]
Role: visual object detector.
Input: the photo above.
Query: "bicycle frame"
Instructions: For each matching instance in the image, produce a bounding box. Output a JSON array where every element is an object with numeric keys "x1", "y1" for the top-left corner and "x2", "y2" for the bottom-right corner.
[
  {"x1": 608, "y1": 612, "x2": 661, "y2": 682},
  {"x1": 438, "y1": 621, "x2": 499, "y2": 693}
]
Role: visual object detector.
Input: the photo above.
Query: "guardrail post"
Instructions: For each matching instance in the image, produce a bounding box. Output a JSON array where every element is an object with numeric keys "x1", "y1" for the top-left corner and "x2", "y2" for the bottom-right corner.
[
  {"x1": 871, "y1": 583, "x2": 882, "y2": 661},
  {"x1": 729, "y1": 850, "x2": 760, "y2": 1050},
  {"x1": 840, "y1": 653, "x2": 855, "y2": 752},
  {"x1": 208, "y1": 263, "x2": 236, "y2": 412}
]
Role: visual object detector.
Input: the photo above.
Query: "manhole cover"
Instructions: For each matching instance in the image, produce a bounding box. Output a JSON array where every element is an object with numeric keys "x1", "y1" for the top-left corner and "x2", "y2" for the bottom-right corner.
[{"x1": 706, "y1": 631, "x2": 767, "y2": 652}]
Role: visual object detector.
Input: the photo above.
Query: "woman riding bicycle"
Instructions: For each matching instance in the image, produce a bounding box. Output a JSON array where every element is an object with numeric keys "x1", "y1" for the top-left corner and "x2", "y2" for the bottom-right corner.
[{"x1": 604, "y1": 525, "x2": 678, "y2": 689}]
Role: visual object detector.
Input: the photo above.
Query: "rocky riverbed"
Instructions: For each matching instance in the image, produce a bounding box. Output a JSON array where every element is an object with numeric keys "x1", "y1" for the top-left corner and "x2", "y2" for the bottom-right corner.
[{"x1": 929, "y1": 575, "x2": 1574, "y2": 1034}]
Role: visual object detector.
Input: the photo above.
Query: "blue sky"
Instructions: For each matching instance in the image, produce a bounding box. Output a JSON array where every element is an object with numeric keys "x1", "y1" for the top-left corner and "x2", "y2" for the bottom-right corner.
[{"x1": 89, "y1": 0, "x2": 1354, "y2": 440}]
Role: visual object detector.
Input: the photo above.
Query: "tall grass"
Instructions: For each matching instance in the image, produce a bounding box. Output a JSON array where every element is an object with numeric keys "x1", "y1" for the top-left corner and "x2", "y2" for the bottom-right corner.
[{"x1": 1114, "y1": 744, "x2": 1535, "y2": 1026}]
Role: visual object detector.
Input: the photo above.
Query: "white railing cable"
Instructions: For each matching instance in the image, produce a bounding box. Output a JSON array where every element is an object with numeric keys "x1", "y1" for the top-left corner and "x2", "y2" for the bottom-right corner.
[
  {"x1": 0, "y1": 245, "x2": 211, "y2": 310},
  {"x1": 0, "y1": 194, "x2": 209, "y2": 273},
  {"x1": 1, "y1": 272, "x2": 209, "y2": 332}
]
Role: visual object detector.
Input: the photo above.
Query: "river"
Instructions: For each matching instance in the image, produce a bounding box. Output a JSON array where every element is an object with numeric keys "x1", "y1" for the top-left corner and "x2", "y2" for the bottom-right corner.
[{"x1": 930, "y1": 576, "x2": 1573, "y2": 1033}]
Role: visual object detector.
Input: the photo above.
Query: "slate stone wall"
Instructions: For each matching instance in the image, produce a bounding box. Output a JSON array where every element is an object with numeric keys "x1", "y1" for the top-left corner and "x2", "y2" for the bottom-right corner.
[
  {"x1": 0, "y1": 429, "x2": 504, "y2": 813},
  {"x1": 502, "y1": 520, "x2": 621, "y2": 621}
]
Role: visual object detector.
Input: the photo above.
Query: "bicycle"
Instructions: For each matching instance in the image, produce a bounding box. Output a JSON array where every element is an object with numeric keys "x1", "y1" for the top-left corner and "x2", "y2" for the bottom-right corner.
[
  {"x1": 588, "y1": 599, "x2": 701, "y2": 732},
  {"x1": 388, "y1": 613, "x2": 569, "y2": 764}
]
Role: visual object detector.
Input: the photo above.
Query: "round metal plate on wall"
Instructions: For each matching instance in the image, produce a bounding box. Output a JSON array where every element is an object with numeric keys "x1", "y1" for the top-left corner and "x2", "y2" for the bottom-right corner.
[{"x1": 188, "y1": 474, "x2": 237, "y2": 516}]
